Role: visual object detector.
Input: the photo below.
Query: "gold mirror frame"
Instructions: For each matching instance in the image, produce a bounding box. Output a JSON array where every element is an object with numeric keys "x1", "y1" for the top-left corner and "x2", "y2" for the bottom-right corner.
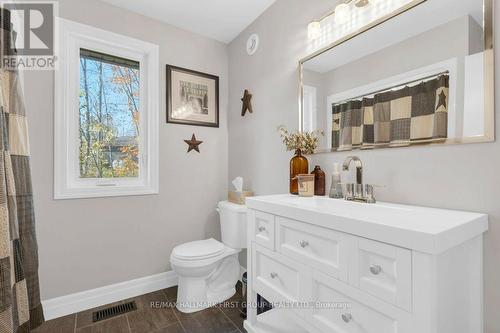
[{"x1": 299, "y1": 0, "x2": 494, "y2": 154}]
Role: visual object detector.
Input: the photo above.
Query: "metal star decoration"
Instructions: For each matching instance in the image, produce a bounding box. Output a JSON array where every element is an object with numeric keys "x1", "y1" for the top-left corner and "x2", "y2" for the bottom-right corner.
[
  {"x1": 184, "y1": 134, "x2": 203, "y2": 153},
  {"x1": 241, "y1": 89, "x2": 253, "y2": 116}
]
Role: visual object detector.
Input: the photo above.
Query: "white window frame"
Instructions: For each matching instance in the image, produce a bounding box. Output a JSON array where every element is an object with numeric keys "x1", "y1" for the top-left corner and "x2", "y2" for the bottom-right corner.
[{"x1": 54, "y1": 18, "x2": 159, "y2": 199}]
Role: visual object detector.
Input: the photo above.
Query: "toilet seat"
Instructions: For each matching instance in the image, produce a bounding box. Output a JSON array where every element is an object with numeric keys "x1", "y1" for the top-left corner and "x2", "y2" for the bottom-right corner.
[{"x1": 172, "y1": 238, "x2": 225, "y2": 261}]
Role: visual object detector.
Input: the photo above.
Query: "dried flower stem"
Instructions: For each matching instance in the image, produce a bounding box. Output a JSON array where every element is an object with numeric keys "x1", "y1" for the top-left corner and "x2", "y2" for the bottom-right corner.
[{"x1": 278, "y1": 126, "x2": 324, "y2": 155}]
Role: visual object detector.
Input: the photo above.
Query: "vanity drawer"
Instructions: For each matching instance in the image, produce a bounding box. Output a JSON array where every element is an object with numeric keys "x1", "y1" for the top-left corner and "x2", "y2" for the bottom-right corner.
[
  {"x1": 351, "y1": 238, "x2": 412, "y2": 312},
  {"x1": 252, "y1": 243, "x2": 305, "y2": 306},
  {"x1": 276, "y1": 217, "x2": 353, "y2": 282},
  {"x1": 308, "y1": 270, "x2": 412, "y2": 333},
  {"x1": 252, "y1": 211, "x2": 276, "y2": 250}
]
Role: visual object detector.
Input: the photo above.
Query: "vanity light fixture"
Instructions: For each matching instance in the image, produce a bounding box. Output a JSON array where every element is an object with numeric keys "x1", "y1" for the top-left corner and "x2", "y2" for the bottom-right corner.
[
  {"x1": 307, "y1": 0, "x2": 370, "y2": 40},
  {"x1": 334, "y1": 3, "x2": 350, "y2": 24},
  {"x1": 307, "y1": 21, "x2": 321, "y2": 39}
]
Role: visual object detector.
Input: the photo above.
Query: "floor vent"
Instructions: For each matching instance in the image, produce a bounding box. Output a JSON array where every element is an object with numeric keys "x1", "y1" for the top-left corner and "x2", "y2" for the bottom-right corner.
[{"x1": 92, "y1": 301, "x2": 137, "y2": 323}]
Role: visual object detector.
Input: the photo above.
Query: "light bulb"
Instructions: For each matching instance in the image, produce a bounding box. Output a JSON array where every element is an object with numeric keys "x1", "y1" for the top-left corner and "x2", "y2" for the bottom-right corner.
[
  {"x1": 334, "y1": 3, "x2": 350, "y2": 24},
  {"x1": 355, "y1": 0, "x2": 370, "y2": 7},
  {"x1": 308, "y1": 21, "x2": 321, "y2": 40}
]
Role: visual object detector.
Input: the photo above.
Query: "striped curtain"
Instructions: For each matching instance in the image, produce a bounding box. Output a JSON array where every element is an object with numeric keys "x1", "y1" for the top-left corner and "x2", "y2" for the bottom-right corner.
[
  {"x1": 332, "y1": 75, "x2": 449, "y2": 151},
  {"x1": 0, "y1": 9, "x2": 44, "y2": 332}
]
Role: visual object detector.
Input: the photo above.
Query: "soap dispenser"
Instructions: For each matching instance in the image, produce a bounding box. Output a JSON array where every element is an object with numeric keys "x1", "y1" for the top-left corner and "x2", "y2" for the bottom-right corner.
[{"x1": 329, "y1": 163, "x2": 343, "y2": 199}]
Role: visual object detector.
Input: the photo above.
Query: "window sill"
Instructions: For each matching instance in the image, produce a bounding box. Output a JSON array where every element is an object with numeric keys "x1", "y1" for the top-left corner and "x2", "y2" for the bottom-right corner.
[{"x1": 53, "y1": 185, "x2": 159, "y2": 200}]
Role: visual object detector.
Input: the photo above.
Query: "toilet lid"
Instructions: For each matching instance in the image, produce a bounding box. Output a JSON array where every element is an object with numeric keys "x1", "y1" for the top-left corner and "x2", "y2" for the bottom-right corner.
[{"x1": 172, "y1": 238, "x2": 225, "y2": 261}]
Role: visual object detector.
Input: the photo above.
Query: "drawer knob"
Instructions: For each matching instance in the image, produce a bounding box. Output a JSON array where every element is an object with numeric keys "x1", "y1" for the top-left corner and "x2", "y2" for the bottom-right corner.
[
  {"x1": 299, "y1": 240, "x2": 309, "y2": 248},
  {"x1": 341, "y1": 313, "x2": 352, "y2": 323},
  {"x1": 258, "y1": 226, "x2": 266, "y2": 232},
  {"x1": 270, "y1": 272, "x2": 278, "y2": 279},
  {"x1": 369, "y1": 265, "x2": 382, "y2": 275}
]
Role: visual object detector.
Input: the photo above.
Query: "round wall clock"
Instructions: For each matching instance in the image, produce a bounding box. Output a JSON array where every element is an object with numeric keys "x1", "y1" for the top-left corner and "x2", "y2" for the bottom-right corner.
[{"x1": 246, "y1": 34, "x2": 259, "y2": 56}]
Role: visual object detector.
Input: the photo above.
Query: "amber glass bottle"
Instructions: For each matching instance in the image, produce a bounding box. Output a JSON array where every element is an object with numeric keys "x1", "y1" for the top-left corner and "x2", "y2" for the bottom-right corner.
[
  {"x1": 311, "y1": 165, "x2": 326, "y2": 196},
  {"x1": 290, "y1": 149, "x2": 309, "y2": 195}
]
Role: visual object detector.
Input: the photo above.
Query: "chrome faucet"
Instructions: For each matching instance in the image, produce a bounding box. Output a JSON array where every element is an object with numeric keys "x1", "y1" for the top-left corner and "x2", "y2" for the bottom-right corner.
[
  {"x1": 342, "y1": 156, "x2": 376, "y2": 203},
  {"x1": 343, "y1": 156, "x2": 363, "y2": 185}
]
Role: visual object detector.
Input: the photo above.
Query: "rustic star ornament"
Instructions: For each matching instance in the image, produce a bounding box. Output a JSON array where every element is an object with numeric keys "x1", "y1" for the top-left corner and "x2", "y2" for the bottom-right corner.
[
  {"x1": 436, "y1": 90, "x2": 447, "y2": 110},
  {"x1": 184, "y1": 134, "x2": 203, "y2": 153},
  {"x1": 241, "y1": 89, "x2": 253, "y2": 116}
]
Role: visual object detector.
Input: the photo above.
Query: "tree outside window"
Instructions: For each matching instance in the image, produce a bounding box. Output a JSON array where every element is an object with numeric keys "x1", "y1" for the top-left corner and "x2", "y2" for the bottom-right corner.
[{"x1": 79, "y1": 50, "x2": 140, "y2": 178}]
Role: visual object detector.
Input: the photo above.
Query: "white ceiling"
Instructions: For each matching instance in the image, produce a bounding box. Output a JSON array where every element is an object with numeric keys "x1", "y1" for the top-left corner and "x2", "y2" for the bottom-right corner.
[{"x1": 99, "y1": 0, "x2": 276, "y2": 43}]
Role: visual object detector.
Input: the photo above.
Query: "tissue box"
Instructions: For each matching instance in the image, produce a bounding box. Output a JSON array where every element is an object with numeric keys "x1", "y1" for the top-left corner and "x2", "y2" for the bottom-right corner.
[{"x1": 228, "y1": 191, "x2": 254, "y2": 205}]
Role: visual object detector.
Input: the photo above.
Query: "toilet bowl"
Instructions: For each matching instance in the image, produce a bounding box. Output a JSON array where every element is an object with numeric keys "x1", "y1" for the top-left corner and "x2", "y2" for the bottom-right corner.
[{"x1": 170, "y1": 201, "x2": 247, "y2": 313}]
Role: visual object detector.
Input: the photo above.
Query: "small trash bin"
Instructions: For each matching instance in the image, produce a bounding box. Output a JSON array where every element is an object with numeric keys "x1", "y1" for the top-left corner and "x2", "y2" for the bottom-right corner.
[
  {"x1": 240, "y1": 272, "x2": 272, "y2": 318},
  {"x1": 240, "y1": 272, "x2": 247, "y2": 318}
]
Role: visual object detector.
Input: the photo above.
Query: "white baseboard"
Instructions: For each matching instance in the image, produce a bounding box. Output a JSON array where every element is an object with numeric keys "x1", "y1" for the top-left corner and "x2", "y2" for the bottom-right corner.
[{"x1": 42, "y1": 271, "x2": 178, "y2": 320}]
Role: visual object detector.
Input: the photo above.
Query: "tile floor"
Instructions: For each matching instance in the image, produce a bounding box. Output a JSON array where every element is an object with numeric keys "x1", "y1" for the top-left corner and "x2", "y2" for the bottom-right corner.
[{"x1": 33, "y1": 284, "x2": 245, "y2": 333}]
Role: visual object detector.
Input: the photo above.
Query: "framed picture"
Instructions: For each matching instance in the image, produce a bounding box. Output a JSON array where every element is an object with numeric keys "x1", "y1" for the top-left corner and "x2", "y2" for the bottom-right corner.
[{"x1": 166, "y1": 65, "x2": 219, "y2": 127}]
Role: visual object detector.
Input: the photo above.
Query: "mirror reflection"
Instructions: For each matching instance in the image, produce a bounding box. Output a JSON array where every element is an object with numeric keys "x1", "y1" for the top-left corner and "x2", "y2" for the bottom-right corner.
[{"x1": 301, "y1": 0, "x2": 493, "y2": 152}]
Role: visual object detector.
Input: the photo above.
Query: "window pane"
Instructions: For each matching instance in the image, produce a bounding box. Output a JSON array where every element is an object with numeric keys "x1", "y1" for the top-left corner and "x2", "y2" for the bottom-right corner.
[{"x1": 79, "y1": 49, "x2": 140, "y2": 178}]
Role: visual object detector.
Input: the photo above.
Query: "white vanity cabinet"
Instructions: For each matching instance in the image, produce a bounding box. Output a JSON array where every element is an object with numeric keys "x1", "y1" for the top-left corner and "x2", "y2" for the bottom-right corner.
[{"x1": 244, "y1": 195, "x2": 488, "y2": 333}]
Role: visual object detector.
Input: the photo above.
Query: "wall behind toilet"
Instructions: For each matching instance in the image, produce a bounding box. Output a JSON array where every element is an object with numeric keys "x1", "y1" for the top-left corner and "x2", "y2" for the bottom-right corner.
[
  {"x1": 25, "y1": 0, "x2": 229, "y2": 300},
  {"x1": 228, "y1": 1, "x2": 500, "y2": 332}
]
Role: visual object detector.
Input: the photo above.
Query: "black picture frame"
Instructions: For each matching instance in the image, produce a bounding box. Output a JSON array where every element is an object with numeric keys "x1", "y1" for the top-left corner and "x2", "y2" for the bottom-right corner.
[{"x1": 166, "y1": 65, "x2": 219, "y2": 128}]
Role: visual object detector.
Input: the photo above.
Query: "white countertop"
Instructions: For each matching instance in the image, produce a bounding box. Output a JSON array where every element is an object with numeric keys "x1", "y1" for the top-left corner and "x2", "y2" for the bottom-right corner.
[{"x1": 246, "y1": 194, "x2": 488, "y2": 254}]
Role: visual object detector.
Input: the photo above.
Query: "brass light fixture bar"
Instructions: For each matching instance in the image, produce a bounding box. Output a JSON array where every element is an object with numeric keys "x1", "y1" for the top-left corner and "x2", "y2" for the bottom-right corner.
[{"x1": 308, "y1": 0, "x2": 370, "y2": 39}]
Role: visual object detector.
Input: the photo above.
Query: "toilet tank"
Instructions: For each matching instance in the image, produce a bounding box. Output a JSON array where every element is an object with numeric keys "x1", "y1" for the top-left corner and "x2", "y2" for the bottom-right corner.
[{"x1": 217, "y1": 201, "x2": 247, "y2": 249}]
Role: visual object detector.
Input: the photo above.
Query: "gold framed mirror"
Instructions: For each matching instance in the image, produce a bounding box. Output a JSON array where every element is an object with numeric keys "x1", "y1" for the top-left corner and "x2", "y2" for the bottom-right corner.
[{"x1": 299, "y1": 0, "x2": 494, "y2": 153}]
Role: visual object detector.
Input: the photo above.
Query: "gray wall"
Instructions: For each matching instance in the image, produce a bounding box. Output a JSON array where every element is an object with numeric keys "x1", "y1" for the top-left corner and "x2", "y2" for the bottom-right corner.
[
  {"x1": 25, "y1": 0, "x2": 229, "y2": 300},
  {"x1": 228, "y1": 0, "x2": 500, "y2": 332}
]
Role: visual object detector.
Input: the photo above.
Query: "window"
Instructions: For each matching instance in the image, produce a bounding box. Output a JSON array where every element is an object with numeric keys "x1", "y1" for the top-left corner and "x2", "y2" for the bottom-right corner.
[
  {"x1": 79, "y1": 49, "x2": 140, "y2": 179},
  {"x1": 55, "y1": 19, "x2": 159, "y2": 199}
]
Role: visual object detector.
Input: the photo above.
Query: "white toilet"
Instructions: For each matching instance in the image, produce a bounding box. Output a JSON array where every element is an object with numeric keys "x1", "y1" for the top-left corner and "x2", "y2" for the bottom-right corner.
[{"x1": 170, "y1": 201, "x2": 247, "y2": 313}]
